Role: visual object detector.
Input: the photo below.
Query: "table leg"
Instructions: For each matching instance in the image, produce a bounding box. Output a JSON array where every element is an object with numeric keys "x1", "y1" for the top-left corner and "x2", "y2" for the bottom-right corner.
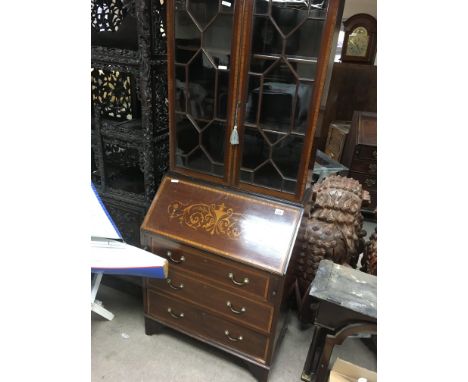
[
  {"x1": 314, "y1": 334, "x2": 335, "y2": 382},
  {"x1": 301, "y1": 326, "x2": 328, "y2": 382},
  {"x1": 91, "y1": 272, "x2": 115, "y2": 320},
  {"x1": 91, "y1": 273, "x2": 103, "y2": 303}
]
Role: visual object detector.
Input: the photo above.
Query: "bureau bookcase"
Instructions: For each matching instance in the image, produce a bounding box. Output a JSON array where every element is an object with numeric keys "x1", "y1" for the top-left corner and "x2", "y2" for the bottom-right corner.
[{"x1": 141, "y1": 0, "x2": 344, "y2": 380}]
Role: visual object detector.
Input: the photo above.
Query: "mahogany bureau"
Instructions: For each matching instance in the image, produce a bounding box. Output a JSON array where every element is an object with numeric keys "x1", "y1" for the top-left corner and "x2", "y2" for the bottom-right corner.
[
  {"x1": 141, "y1": 175, "x2": 303, "y2": 381},
  {"x1": 140, "y1": 0, "x2": 345, "y2": 378}
]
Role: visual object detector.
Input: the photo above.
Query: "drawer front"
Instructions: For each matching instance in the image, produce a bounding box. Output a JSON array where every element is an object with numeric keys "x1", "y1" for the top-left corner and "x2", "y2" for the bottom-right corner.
[
  {"x1": 148, "y1": 237, "x2": 271, "y2": 300},
  {"x1": 146, "y1": 289, "x2": 269, "y2": 362},
  {"x1": 147, "y1": 268, "x2": 274, "y2": 333},
  {"x1": 355, "y1": 145, "x2": 377, "y2": 161},
  {"x1": 350, "y1": 158, "x2": 377, "y2": 176},
  {"x1": 348, "y1": 171, "x2": 377, "y2": 191}
]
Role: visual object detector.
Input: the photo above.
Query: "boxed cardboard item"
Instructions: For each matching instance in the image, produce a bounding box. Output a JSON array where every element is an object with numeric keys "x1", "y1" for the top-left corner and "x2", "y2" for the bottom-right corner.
[{"x1": 329, "y1": 358, "x2": 377, "y2": 382}]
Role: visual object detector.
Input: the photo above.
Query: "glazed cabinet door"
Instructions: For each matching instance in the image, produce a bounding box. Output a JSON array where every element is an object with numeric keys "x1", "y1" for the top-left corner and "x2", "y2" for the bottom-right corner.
[
  {"x1": 235, "y1": 0, "x2": 341, "y2": 201},
  {"x1": 167, "y1": 0, "x2": 240, "y2": 183},
  {"x1": 167, "y1": 0, "x2": 343, "y2": 201}
]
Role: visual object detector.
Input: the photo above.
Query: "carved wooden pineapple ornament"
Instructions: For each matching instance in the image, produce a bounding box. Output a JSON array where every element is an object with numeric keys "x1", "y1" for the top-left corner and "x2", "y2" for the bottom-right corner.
[{"x1": 291, "y1": 175, "x2": 370, "y2": 319}]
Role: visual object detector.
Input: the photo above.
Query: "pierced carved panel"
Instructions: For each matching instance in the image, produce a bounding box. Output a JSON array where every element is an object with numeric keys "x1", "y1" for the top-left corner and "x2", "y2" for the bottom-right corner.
[
  {"x1": 103, "y1": 140, "x2": 145, "y2": 194},
  {"x1": 91, "y1": 0, "x2": 169, "y2": 244},
  {"x1": 152, "y1": 0, "x2": 167, "y2": 57},
  {"x1": 153, "y1": 68, "x2": 169, "y2": 135},
  {"x1": 91, "y1": 68, "x2": 137, "y2": 120},
  {"x1": 92, "y1": 0, "x2": 125, "y2": 32}
]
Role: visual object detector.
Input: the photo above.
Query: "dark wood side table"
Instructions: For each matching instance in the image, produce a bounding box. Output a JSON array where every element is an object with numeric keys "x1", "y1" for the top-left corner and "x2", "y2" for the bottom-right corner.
[{"x1": 301, "y1": 260, "x2": 377, "y2": 382}]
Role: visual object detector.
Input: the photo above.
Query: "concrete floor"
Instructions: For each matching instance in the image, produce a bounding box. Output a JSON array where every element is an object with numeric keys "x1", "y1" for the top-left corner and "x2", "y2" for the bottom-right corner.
[{"x1": 92, "y1": 282, "x2": 376, "y2": 382}]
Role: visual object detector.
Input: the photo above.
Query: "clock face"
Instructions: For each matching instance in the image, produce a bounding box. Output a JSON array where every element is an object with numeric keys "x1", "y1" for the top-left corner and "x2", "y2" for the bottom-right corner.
[{"x1": 345, "y1": 26, "x2": 369, "y2": 57}]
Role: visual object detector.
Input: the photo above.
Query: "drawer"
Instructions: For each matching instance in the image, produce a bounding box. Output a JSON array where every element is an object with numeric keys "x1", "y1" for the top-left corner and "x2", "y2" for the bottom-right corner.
[
  {"x1": 348, "y1": 171, "x2": 377, "y2": 191},
  {"x1": 147, "y1": 268, "x2": 274, "y2": 333},
  {"x1": 350, "y1": 158, "x2": 377, "y2": 176},
  {"x1": 146, "y1": 289, "x2": 269, "y2": 362},
  {"x1": 354, "y1": 145, "x2": 377, "y2": 161},
  {"x1": 148, "y1": 237, "x2": 271, "y2": 300}
]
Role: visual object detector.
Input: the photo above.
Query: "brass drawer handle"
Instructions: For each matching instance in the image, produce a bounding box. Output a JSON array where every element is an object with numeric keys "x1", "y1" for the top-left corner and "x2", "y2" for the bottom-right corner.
[
  {"x1": 167, "y1": 251, "x2": 185, "y2": 264},
  {"x1": 372, "y1": 150, "x2": 377, "y2": 159},
  {"x1": 167, "y1": 278, "x2": 184, "y2": 290},
  {"x1": 364, "y1": 178, "x2": 376, "y2": 187},
  {"x1": 224, "y1": 330, "x2": 243, "y2": 342},
  {"x1": 228, "y1": 272, "x2": 249, "y2": 286},
  {"x1": 226, "y1": 301, "x2": 246, "y2": 314},
  {"x1": 368, "y1": 163, "x2": 377, "y2": 174},
  {"x1": 167, "y1": 307, "x2": 184, "y2": 319}
]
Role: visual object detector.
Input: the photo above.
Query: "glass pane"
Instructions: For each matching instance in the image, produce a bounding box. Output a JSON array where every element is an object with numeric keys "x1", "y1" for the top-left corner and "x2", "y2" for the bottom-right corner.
[
  {"x1": 216, "y1": 70, "x2": 230, "y2": 120},
  {"x1": 241, "y1": 0, "x2": 328, "y2": 193},
  {"x1": 283, "y1": 179, "x2": 296, "y2": 193},
  {"x1": 175, "y1": 65, "x2": 187, "y2": 112},
  {"x1": 286, "y1": 19, "x2": 325, "y2": 58},
  {"x1": 263, "y1": 130, "x2": 284, "y2": 145},
  {"x1": 173, "y1": 0, "x2": 235, "y2": 178},
  {"x1": 202, "y1": 121, "x2": 226, "y2": 163},
  {"x1": 213, "y1": 163, "x2": 224, "y2": 176},
  {"x1": 253, "y1": 162, "x2": 282, "y2": 189},
  {"x1": 204, "y1": 13, "x2": 233, "y2": 67},
  {"x1": 240, "y1": 169, "x2": 253, "y2": 182},
  {"x1": 288, "y1": 59, "x2": 317, "y2": 80},
  {"x1": 186, "y1": 147, "x2": 212, "y2": 173},
  {"x1": 251, "y1": 16, "x2": 282, "y2": 55},
  {"x1": 309, "y1": 0, "x2": 329, "y2": 17},
  {"x1": 346, "y1": 26, "x2": 369, "y2": 57},
  {"x1": 245, "y1": 75, "x2": 261, "y2": 124},
  {"x1": 294, "y1": 81, "x2": 313, "y2": 133},
  {"x1": 174, "y1": 11, "x2": 201, "y2": 64},
  {"x1": 188, "y1": 0, "x2": 219, "y2": 30},
  {"x1": 271, "y1": 0, "x2": 308, "y2": 36},
  {"x1": 271, "y1": 135, "x2": 304, "y2": 179},
  {"x1": 242, "y1": 127, "x2": 270, "y2": 170},
  {"x1": 250, "y1": 56, "x2": 277, "y2": 74},
  {"x1": 175, "y1": 114, "x2": 199, "y2": 155},
  {"x1": 259, "y1": 60, "x2": 297, "y2": 133},
  {"x1": 103, "y1": 142, "x2": 144, "y2": 194},
  {"x1": 254, "y1": 0, "x2": 269, "y2": 15},
  {"x1": 187, "y1": 51, "x2": 216, "y2": 120}
]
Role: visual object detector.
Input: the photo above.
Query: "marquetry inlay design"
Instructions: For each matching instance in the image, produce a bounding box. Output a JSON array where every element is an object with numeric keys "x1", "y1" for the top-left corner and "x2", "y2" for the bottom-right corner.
[{"x1": 167, "y1": 201, "x2": 244, "y2": 239}]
